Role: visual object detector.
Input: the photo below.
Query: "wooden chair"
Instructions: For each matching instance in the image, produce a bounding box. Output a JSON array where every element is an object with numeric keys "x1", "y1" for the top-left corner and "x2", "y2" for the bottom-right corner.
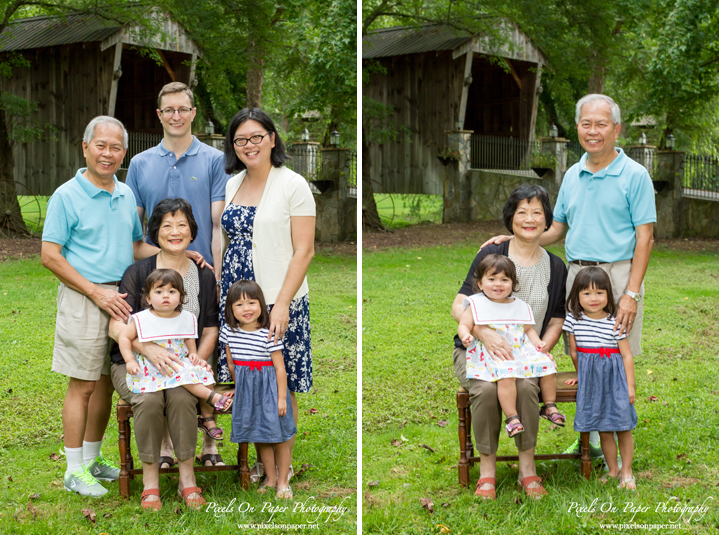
[
  {"x1": 117, "y1": 383, "x2": 250, "y2": 498},
  {"x1": 457, "y1": 371, "x2": 591, "y2": 488}
]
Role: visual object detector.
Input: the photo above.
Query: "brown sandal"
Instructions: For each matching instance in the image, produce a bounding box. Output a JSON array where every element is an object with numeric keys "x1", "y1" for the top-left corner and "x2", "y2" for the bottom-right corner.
[
  {"x1": 518, "y1": 476, "x2": 548, "y2": 500},
  {"x1": 141, "y1": 488, "x2": 161, "y2": 510},
  {"x1": 178, "y1": 486, "x2": 206, "y2": 509},
  {"x1": 474, "y1": 477, "x2": 496, "y2": 500},
  {"x1": 198, "y1": 416, "x2": 224, "y2": 440}
]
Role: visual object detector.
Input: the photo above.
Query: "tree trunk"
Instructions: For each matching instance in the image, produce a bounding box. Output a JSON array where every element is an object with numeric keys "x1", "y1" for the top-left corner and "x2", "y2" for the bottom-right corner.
[
  {"x1": 588, "y1": 51, "x2": 605, "y2": 94},
  {"x1": 0, "y1": 108, "x2": 27, "y2": 236},
  {"x1": 246, "y1": 39, "x2": 264, "y2": 109},
  {"x1": 361, "y1": 127, "x2": 384, "y2": 231}
]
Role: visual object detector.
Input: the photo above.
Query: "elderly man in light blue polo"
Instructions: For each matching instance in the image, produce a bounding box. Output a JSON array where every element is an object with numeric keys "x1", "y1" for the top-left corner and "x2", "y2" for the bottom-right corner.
[{"x1": 42, "y1": 116, "x2": 157, "y2": 497}]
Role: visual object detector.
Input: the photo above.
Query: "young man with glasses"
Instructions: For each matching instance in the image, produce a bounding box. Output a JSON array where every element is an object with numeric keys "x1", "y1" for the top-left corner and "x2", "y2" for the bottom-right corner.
[{"x1": 126, "y1": 82, "x2": 230, "y2": 275}]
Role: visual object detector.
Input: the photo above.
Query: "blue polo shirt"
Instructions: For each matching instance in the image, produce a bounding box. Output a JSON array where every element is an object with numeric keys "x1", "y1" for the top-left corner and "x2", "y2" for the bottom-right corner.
[
  {"x1": 554, "y1": 148, "x2": 656, "y2": 263},
  {"x1": 125, "y1": 136, "x2": 230, "y2": 262},
  {"x1": 42, "y1": 169, "x2": 144, "y2": 283}
]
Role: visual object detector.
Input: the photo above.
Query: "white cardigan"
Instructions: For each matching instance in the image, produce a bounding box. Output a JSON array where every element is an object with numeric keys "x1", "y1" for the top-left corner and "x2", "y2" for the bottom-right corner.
[{"x1": 221, "y1": 165, "x2": 316, "y2": 304}]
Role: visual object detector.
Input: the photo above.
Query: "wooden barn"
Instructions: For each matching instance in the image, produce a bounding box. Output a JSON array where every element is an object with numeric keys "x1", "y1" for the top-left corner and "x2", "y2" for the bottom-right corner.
[
  {"x1": 0, "y1": 13, "x2": 201, "y2": 195},
  {"x1": 363, "y1": 24, "x2": 546, "y2": 194}
]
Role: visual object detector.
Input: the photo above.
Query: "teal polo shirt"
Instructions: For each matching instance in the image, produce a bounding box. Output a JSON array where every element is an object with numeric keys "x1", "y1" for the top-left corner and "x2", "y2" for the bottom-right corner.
[
  {"x1": 42, "y1": 169, "x2": 144, "y2": 283},
  {"x1": 554, "y1": 148, "x2": 656, "y2": 263},
  {"x1": 125, "y1": 136, "x2": 230, "y2": 262}
]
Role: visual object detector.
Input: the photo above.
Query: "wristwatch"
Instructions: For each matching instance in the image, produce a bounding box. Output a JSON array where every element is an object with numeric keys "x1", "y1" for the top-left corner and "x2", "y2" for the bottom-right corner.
[{"x1": 624, "y1": 289, "x2": 640, "y2": 303}]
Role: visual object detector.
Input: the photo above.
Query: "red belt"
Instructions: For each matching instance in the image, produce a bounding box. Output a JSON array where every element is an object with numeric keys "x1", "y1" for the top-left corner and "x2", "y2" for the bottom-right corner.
[
  {"x1": 233, "y1": 360, "x2": 273, "y2": 371},
  {"x1": 577, "y1": 347, "x2": 620, "y2": 358}
]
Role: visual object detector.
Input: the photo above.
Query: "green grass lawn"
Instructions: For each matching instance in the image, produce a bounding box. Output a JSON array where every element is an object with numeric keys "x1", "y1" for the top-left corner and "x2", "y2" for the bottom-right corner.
[
  {"x1": 363, "y1": 239, "x2": 719, "y2": 534},
  {"x1": 0, "y1": 250, "x2": 357, "y2": 534},
  {"x1": 374, "y1": 194, "x2": 443, "y2": 229}
]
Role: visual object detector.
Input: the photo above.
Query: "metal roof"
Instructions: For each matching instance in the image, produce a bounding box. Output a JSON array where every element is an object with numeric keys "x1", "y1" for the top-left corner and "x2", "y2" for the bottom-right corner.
[
  {"x1": 0, "y1": 13, "x2": 122, "y2": 51},
  {"x1": 363, "y1": 25, "x2": 470, "y2": 58}
]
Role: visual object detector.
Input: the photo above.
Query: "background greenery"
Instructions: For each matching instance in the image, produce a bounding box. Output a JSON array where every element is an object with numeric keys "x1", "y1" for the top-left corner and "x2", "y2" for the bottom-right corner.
[
  {"x1": 0, "y1": 250, "x2": 357, "y2": 534},
  {"x1": 363, "y1": 235, "x2": 719, "y2": 534}
]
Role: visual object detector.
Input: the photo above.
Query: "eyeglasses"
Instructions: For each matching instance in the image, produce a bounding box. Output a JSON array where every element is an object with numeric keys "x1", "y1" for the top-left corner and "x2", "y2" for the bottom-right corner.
[
  {"x1": 160, "y1": 107, "x2": 194, "y2": 117},
  {"x1": 233, "y1": 133, "x2": 272, "y2": 147}
]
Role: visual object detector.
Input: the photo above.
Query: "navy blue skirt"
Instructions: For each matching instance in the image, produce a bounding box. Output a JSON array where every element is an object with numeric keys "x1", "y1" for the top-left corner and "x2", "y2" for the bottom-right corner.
[
  {"x1": 230, "y1": 364, "x2": 297, "y2": 444},
  {"x1": 575, "y1": 350, "x2": 637, "y2": 432}
]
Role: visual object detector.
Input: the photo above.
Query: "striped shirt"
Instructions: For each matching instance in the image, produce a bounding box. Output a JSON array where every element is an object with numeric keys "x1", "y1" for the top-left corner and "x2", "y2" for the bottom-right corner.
[
  {"x1": 219, "y1": 325, "x2": 284, "y2": 364},
  {"x1": 562, "y1": 313, "x2": 626, "y2": 348}
]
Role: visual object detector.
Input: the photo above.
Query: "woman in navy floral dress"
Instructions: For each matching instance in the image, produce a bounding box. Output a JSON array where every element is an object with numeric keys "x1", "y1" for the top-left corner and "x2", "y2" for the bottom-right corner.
[{"x1": 219, "y1": 109, "x2": 315, "y2": 480}]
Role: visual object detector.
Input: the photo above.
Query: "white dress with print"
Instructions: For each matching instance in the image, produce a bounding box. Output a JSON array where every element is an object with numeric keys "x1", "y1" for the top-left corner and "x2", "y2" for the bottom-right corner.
[
  {"x1": 125, "y1": 309, "x2": 215, "y2": 393},
  {"x1": 464, "y1": 293, "x2": 556, "y2": 382}
]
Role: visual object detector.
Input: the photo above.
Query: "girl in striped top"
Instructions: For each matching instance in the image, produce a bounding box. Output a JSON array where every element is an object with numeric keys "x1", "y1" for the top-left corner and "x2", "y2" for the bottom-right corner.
[
  {"x1": 563, "y1": 267, "x2": 637, "y2": 490},
  {"x1": 220, "y1": 280, "x2": 297, "y2": 499}
]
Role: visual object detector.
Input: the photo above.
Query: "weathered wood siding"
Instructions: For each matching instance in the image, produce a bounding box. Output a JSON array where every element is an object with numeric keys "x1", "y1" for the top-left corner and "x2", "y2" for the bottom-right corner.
[
  {"x1": 365, "y1": 50, "x2": 465, "y2": 195},
  {"x1": 6, "y1": 42, "x2": 114, "y2": 195}
]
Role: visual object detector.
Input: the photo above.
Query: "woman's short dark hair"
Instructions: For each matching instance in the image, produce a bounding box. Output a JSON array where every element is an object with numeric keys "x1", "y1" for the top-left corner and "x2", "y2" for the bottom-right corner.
[
  {"x1": 502, "y1": 184, "x2": 554, "y2": 233},
  {"x1": 473, "y1": 254, "x2": 520, "y2": 294},
  {"x1": 225, "y1": 280, "x2": 270, "y2": 330},
  {"x1": 224, "y1": 108, "x2": 287, "y2": 174},
  {"x1": 566, "y1": 267, "x2": 616, "y2": 319},
  {"x1": 142, "y1": 268, "x2": 186, "y2": 312},
  {"x1": 147, "y1": 198, "x2": 198, "y2": 247}
]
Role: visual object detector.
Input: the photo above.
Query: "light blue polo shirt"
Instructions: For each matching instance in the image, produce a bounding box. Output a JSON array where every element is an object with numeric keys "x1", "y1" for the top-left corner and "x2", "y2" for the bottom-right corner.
[
  {"x1": 42, "y1": 169, "x2": 144, "y2": 283},
  {"x1": 125, "y1": 136, "x2": 230, "y2": 262},
  {"x1": 554, "y1": 148, "x2": 656, "y2": 263}
]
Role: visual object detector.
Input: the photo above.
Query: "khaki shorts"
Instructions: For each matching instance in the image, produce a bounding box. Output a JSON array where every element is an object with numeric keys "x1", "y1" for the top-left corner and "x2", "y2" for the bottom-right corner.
[
  {"x1": 51, "y1": 283, "x2": 116, "y2": 381},
  {"x1": 566, "y1": 260, "x2": 643, "y2": 357}
]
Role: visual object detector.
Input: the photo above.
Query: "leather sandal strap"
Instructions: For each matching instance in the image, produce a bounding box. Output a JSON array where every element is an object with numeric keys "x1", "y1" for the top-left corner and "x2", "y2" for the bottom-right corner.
[
  {"x1": 543, "y1": 402, "x2": 557, "y2": 409},
  {"x1": 141, "y1": 488, "x2": 160, "y2": 499},
  {"x1": 521, "y1": 476, "x2": 542, "y2": 486},
  {"x1": 181, "y1": 486, "x2": 203, "y2": 498},
  {"x1": 477, "y1": 477, "x2": 496, "y2": 487}
]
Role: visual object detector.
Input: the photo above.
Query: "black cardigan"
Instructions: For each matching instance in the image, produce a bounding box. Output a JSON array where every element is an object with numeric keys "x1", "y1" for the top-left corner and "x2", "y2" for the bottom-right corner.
[
  {"x1": 453, "y1": 241, "x2": 567, "y2": 348},
  {"x1": 110, "y1": 255, "x2": 219, "y2": 364}
]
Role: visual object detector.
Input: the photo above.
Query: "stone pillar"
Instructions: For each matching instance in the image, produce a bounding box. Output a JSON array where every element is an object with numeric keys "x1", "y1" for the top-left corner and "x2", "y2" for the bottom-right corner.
[
  {"x1": 195, "y1": 133, "x2": 225, "y2": 152},
  {"x1": 626, "y1": 145, "x2": 656, "y2": 174},
  {"x1": 654, "y1": 150, "x2": 685, "y2": 239},
  {"x1": 539, "y1": 136, "x2": 569, "y2": 186},
  {"x1": 289, "y1": 142, "x2": 320, "y2": 180},
  {"x1": 314, "y1": 148, "x2": 353, "y2": 242},
  {"x1": 442, "y1": 130, "x2": 472, "y2": 223}
]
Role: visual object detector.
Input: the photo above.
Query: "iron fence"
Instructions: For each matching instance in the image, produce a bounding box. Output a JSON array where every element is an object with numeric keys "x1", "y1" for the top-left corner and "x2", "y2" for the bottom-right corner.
[
  {"x1": 565, "y1": 141, "x2": 583, "y2": 169},
  {"x1": 121, "y1": 132, "x2": 163, "y2": 169},
  {"x1": 684, "y1": 153, "x2": 719, "y2": 200},
  {"x1": 470, "y1": 135, "x2": 542, "y2": 177}
]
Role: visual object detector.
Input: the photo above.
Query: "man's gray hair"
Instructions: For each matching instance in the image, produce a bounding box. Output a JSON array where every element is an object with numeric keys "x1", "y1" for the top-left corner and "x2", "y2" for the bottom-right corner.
[
  {"x1": 575, "y1": 94, "x2": 621, "y2": 125},
  {"x1": 83, "y1": 116, "x2": 128, "y2": 149}
]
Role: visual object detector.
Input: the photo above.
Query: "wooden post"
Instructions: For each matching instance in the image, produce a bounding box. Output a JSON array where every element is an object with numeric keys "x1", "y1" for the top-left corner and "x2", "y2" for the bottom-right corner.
[
  {"x1": 107, "y1": 41, "x2": 123, "y2": 117},
  {"x1": 457, "y1": 390, "x2": 470, "y2": 487}
]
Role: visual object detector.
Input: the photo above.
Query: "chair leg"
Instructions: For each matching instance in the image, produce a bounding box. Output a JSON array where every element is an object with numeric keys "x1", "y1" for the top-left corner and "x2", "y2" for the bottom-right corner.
[
  {"x1": 457, "y1": 392, "x2": 470, "y2": 487},
  {"x1": 117, "y1": 408, "x2": 131, "y2": 498},
  {"x1": 465, "y1": 405, "x2": 474, "y2": 461},
  {"x1": 239, "y1": 443, "x2": 250, "y2": 490},
  {"x1": 580, "y1": 431, "x2": 591, "y2": 479}
]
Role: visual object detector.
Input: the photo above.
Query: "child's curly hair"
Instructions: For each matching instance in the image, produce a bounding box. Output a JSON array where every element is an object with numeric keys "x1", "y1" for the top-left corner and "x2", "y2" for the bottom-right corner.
[
  {"x1": 142, "y1": 268, "x2": 186, "y2": 312},
  {"x1": 225, "y1": 280, "x2": 270, "y2": 329},
  {"x1": 566, "y1": 266, "x2": 616, "y2": 319},
  {"x1": 473, "y1": 254, "x2": 520, "y2": 294}
]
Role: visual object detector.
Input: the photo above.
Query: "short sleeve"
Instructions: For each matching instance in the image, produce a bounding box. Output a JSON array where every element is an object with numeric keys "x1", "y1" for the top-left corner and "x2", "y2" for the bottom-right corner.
[
  {"x1": 125, "y1": 161, "x2": 144, "y2": 209},
  {"x1": 287, "y1": 173, "x2": 316, "y2": 217},
  {"x1": 210, "y1": 152, "x2": 230, "y2": 203},
  {"x1": 219, "y1": 324, "x2": 231, "y2": 345},
  {"x1": 267, "y1": 338, "x2": 285, "y2": 354},
  {"x1": 42, "y1": 194, "x2": 73, "y2": 246},
  {"x1": 562, "y1": 313, "x2": 576, "y2": 333},
  {"x1": 130, "y1": 204, "x2": 144, "y2": 242},
  {"x1": 553, "y1": 182, "x2": 568, "y2": 224},
  {"x1": 628, "y1": 171, "x2": 657, "y2": 227}
]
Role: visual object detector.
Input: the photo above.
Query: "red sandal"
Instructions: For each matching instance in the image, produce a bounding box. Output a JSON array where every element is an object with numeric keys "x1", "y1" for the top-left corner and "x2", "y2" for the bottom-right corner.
[
  {"x1": 178, "y1": 486, "x2": 207, "y2": 509},
  {"x1": 518, "y1": 476, "x2": 548, "y2": 500},
  {"x1": 140, "y1": 488, "x2": 161, "y2": 511},
  {"x1": 474, "y1": 477, "x2": 496, "y2": 500}
]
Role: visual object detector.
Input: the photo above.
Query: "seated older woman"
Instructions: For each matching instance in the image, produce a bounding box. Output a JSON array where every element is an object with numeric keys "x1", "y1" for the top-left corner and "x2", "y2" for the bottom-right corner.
[
  {"x1": 108, "y1": 198, "x2": 219, "y2": 510},
  {"x1": 451, "y1": 184, "x2": 567, "y2": 500}
]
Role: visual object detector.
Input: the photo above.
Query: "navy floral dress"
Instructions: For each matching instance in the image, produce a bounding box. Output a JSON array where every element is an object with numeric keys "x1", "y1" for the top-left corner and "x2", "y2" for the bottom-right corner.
[{"x1": 219, "y1": 203, "x2": 313, "y2": 392}]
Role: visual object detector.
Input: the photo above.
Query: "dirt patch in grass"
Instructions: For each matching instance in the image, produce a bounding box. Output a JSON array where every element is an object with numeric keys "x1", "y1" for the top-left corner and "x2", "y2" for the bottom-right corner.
[
  {"x1": 363, "y1": 221, "x2": 719, "y2": 253},
  {"x1": 661, "y1": 477, "x2": 701, "y2": 488},
  {"x1": 0, "y1": 236, "x2": 355, "y2": 263},
  {"x1": 0, "y1": 237, "x2": 41, "y2": 261}
]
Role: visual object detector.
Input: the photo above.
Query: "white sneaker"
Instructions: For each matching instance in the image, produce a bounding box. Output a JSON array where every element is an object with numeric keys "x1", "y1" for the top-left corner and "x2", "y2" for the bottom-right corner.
[
  {"x1": 87, "y1": 454, "x2": 120, "y2": 482},
  {"x1": 64, "y1": 467, "x2": 108, "y2": 497}
]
